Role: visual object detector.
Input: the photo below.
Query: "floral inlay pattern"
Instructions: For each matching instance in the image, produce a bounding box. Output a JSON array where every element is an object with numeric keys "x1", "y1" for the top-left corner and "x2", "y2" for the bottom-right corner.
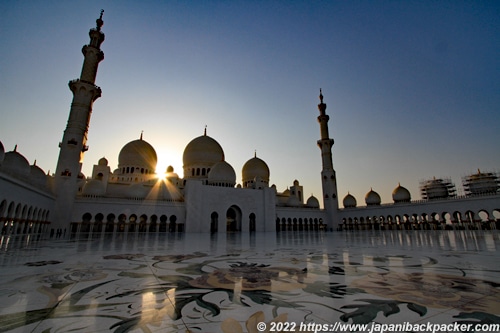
[{"x1": 0, "y1": 231, "x2": 499, "y2": 332}]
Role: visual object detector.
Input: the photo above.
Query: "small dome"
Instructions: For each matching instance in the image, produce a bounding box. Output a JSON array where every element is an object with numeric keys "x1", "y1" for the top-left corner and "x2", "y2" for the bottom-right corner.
[
  {"x1": 392, "y1": 184, "x2": 411, "y2": 203},
  {"x1": 118, "y1": 138, "x2": 157, "y2": 172},
  {"x1": 0, "y1": 141, "x2": 5, "y2": 164},
  {"x1": 343, "y1": 193, "x2": 357, "y2": 208},
  {"x1": 82, "y1": 179, "x2": 106, "y2": 196},
  {"x1": 208, "y1": 160, "x2": 236, "y2": 185},
  {"x1": 126, "y1": 183, "x2": 150, "y2": 199},
  {"x1": 306, "y1": 195, "x2": 320, "y2": 208},
  {"x1": 165, "y1": 166, "x2": 179, "y2": 181},
  {"x1": 242, "y1": 155, "x2": 270, "y2": 185},
  {"x1": 30, "y1": 163, "x2": 47, "y2": 188},
  {"x1": 98, "y1": 157, "x2": 108, "y2": 166},
  {"x1": 365, "y1": 188, "x2": 381, "y2": 206},
  {"x1": 1, "y1": 147, "x2": 31, "y2": 178},
  {"x1": 183, "y1": 134, "x2": 224, "y2": 169}
]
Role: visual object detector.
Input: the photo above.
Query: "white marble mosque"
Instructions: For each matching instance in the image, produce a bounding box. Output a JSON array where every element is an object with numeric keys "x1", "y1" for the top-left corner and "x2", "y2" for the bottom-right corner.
[
  {"x1": 0, "y1": 13, "x2": 499, "y2": 333},
  {"x1": 0, "y1": 13, "x2": 498, "y2": 238}
]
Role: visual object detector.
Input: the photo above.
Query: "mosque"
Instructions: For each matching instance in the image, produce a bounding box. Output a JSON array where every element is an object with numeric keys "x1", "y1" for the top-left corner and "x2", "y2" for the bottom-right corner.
[{"x1": 0, "y1": 14, "x2": 499, "y2": 237}]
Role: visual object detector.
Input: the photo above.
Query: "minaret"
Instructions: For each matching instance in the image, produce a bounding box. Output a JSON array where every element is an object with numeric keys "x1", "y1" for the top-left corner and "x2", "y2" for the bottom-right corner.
[
  {"x1": 53, "y1": 11, "x2": 105, "y2": 230},
  {"x1": 316, "y1": 89, "x2": 339, "y2": 230}
]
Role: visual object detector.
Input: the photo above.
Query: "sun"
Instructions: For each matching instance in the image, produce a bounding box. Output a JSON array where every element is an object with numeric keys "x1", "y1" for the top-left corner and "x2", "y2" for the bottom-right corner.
[{"x1": 155, "y1": 148, "x2": 183, "y2": 179}]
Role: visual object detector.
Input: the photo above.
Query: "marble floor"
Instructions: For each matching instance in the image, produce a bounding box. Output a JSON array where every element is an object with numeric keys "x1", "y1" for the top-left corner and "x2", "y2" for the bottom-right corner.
[{"x1": 0, "y1": 230, "x2": 499, "y2": 333}]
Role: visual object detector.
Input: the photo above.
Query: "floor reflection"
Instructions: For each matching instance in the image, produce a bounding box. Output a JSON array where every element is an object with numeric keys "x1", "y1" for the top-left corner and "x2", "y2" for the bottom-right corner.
[{"x1": 0, "y1": 230, "x2": 499, "y2": 332}]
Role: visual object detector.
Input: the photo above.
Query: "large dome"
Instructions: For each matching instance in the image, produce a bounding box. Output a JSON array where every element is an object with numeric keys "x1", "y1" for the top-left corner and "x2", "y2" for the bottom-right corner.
[
  {"x1": 118, "y1": 138, "x2": 157, "y2": 173},
  {"x1": 242, "y1": 155, "x2": 270, "y2": 185},
  {"x1": 1, "y1": 147, "x2": 31, "y2": 178},
  {"x1": 183, "y1": 134, "x2": 225, "y2": 168}
]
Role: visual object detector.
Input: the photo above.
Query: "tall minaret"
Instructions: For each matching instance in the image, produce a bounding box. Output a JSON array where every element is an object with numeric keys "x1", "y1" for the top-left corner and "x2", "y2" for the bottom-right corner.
[
  {"x1": 316, "y1": 89, "x2": 339, "y2": 230},
  {"x1": 53, "y1": 11, "x2": 105, "y2": 229}
]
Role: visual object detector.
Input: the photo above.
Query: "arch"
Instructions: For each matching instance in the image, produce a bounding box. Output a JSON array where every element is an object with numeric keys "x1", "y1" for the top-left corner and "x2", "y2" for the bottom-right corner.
[
  {"x1": 129, "y1": 214, "x2": 137, "y2": 232},
  {"x1": 117, "y1": 214, "x2": 127, "y2": 232},
  {"x1": 169, "y1": 215, "x2": 177, "y2": 233},
  {"x1": 139, "y1": 214, "x2": 148, "y2": 232},
  {"x1": 149, "y1": 215, "x2": 158, "y2": 232},
  {"x1": 93, "y1": 213, "x2": 104, "y2": 233},
  {"x1": 0, "y1": 200, "x2": 7, "y2": 219},
  {"x1": 81, "y1": 212, "x2": 92, "y2": 232},
  {"x1": 249, "y1": 213, "x2": 256, "y2": 232},
  {"x1": 106, "y1": 213, "x2": 115, "y2": 232},
  {"x1": 211, "y1": 212, "x2": 218, "y2": 233},
  {"x1": 159, "y1": 215, "x2": 168, "y2": 232},
  {"x1": 226, "y1": 206, "x2": 242, "y2": 232}
]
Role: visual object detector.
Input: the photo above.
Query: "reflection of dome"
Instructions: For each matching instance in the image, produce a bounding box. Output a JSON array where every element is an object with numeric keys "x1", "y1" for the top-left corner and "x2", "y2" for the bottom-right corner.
[
  {"x1": 306, "y1": 195, "x2": 320, "y2": 208},
  {"x1": 392, "y1": 184, "x2": 411, "y2": 203},
  {"x1": 183, "y1": 134, "x2": 224, "y2": 169},
  {"x1": 208, "y1": 161, "x2": 236, "y2": 186},
  {"x1": 98, "y1": 157, "x2": 108, "y2": 166},
  {"x1": 0, "y1": 141, "x2": 4, "y2": 164},
  {"x1": 118, "y1": 138, "x2": 157, "y2": 173},
  {"x1": 242, "y1": 155, "x2": 270, "y2": 186},
  {"x1": 365, "y1": 188, "x2": 381, "y2": 206},
  {"x1": 343, "y1": 193, "x2": 357, "y2": 208},
  {"x1": 82, "y1": 179, "x2": 106, "y2": 197},
  {"x1": 2, "y1": 147, "x2": 31, "y2": 177}
]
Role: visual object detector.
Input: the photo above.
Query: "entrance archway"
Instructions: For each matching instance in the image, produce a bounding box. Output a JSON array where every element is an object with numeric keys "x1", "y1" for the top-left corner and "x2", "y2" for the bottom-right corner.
[{"x1": 226, "y1": 206, "x2": 242, "y2": 232}]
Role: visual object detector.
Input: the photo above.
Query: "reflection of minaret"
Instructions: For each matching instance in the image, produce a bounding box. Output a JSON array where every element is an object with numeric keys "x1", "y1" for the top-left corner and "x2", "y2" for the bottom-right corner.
[
  {"x1": 316, "y1": 89, "x2": 339, "y2": 230},
  {"x1": 53, "y1": 12, "x2": 105, "y2": 229}
]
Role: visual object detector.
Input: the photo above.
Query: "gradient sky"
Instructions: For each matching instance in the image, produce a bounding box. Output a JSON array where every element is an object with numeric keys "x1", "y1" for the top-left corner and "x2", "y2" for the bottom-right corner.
[{"x1": 1, "y1": 1, "x2": 499, "y2": 206}]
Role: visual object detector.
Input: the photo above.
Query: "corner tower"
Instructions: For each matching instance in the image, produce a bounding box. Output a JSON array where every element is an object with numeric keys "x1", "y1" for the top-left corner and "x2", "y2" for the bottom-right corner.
[
  {"x1": 53, "y1": 11, "x2": 105, "y2": 229},
  {"x1": 316, "y1": 89, "x2": 339, "y2": 230}
]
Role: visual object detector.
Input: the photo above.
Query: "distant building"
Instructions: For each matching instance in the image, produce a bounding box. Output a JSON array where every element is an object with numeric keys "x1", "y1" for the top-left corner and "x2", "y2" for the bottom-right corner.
[{"x1": 1, "y1": 14, "x2": 499, "y2": 237}]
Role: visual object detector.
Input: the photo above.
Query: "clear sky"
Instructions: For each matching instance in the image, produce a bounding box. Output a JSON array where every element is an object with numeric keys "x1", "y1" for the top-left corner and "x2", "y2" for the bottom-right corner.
[{"x1": 1, "y1": 1, "x2": 499, "y2": 206}]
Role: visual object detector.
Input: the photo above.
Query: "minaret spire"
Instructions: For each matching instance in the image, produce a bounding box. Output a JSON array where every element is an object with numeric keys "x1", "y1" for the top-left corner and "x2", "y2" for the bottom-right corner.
[
  {"x1": 316, "y1": 89, "x2": 338, "y2": 231},
  {"x1": 53, "y1": 13, "x2": 106, "y2": 230}
]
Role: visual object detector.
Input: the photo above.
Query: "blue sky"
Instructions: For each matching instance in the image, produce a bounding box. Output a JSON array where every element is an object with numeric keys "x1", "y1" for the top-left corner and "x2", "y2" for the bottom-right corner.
[{"x1": 1, "y1": 1, "x2": 499, "y2": 205}]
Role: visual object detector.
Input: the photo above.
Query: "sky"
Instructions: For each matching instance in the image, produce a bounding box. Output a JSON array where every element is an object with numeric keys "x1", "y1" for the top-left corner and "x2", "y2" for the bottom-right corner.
[{"x1": 1, "y1": 1, "x2": 499, "y2": 206}]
